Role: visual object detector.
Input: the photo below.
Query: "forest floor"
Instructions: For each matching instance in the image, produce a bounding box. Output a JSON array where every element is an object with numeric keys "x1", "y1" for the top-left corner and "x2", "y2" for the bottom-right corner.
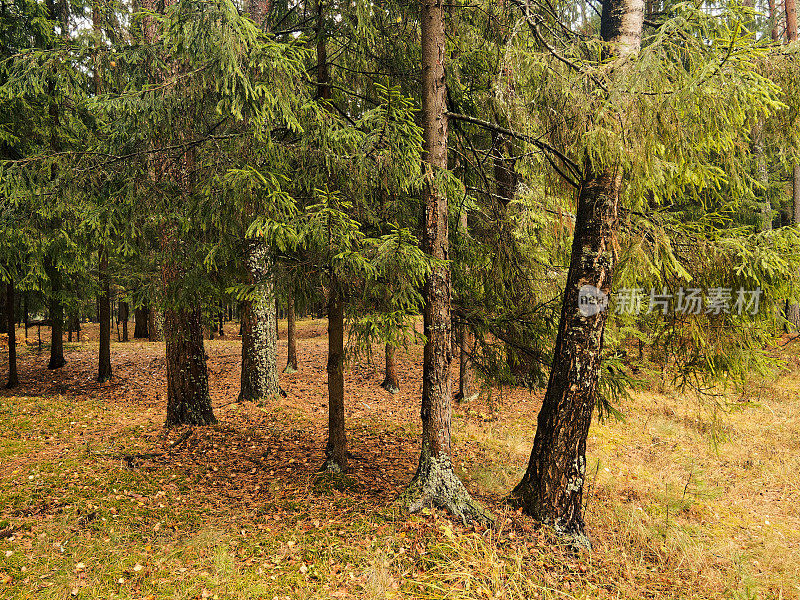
[{"x1": 0, "y1": 319, "x2": 799, "y2": 600}]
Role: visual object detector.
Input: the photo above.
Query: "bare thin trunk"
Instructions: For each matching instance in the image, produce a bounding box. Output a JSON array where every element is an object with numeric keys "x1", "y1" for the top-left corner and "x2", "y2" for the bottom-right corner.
[
  {"x1": 45, "y1": 259, "x2": 65, "y2": 370},
  {"x1": 284, "y1": 291, "x2": 298, "y2": 373},
  {"x1": 788, "y1": 164, "x2": 800, "y2": 329},
  {"x1": 97, "y1": 246, "x2": 112, "y2": 382},
  {"x1": 6, "y1": 279, "x2": 18, "y2": 388},
  {"x1": 324, "y1": 279, "x2": 348, "y2": 472},
  {"x1": 381, "y1": 342, "x2": 400, "y2": 394},
  {"x1": 119, "y1": 301, "x2": 129, "y2": 342}
]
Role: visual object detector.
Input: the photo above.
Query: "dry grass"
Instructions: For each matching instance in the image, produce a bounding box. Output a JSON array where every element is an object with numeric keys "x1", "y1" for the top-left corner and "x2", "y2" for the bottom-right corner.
[{"x1": 0, "y1": 321, "x2": 798, "y2": 599}]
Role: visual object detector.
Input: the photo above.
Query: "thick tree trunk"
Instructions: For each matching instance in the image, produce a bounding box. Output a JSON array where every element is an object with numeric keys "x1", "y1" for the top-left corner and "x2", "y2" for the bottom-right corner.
[
  {"x1": 6, "y1": 279, "x2": 18, "y2": 388},
  {"x1": 119, "y1": 301, "x2": 129, "y2": 342},
  {"x1": 97, "y1": 246, "x2": 112, "y2": 382},
  {"x1": 381, "y1": 342, "x2": 400, "y2": 394},
  {"x1": 769, "y1": 0, "x2": 781, "y2": 41},
  {"x1": 401, "y1": 0, "x2": 490, "y2": 525},
  {"x1": 134, "y1": 306, "x2": 149, "y2": 338},
  {"x1": 45, "y1": 259, "x2": 65, "y2": 370},
  {"x1": 787, "y1": 0, "x2": 798, "y2": 41},
  {"x1": 324, "y1": 279, "x2": 348, "y2": 472},
  {"x1": 164, "y1": 304, "x2": 215, "y2": 426},
  {"x1": 149, "y1": 306, "x2": 164, "y2": 341},
  {"x1": 511, "y1": 0, "x2": 642, "y2": 546},
  {"x1": 247, "y1": 0, "x2": 271, "y2": 30},
  {"x1": 284, "y1": 291, "x2": 298, "y2": 373},
  {"x1": 239, "y1": 239, "x2": 281, "y2": 403}
]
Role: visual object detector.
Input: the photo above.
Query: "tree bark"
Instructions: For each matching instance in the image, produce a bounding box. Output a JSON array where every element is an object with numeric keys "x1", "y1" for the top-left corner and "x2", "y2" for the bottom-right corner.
[
  {"x1": 769, "y1": 0, "x2": 781, "y2": 41},
  {"x1": 239, "y1": 239, "x2": 281, "y2": 403},
  {"x1": 284, "y1": 290, "x2": 298, "y2": 373},
  {"x1": 134, "y1": 306, "x2": 149, "y2": 338},
  {"x1": 45, "y1": 259, "x2": 65, "y2": 369},
  {"x1": 400, "y1": 0, "x2": 490, "y2": 525},
  {"x1": 381, "y1": 342, "x2": 400, "y2": 394},
  {"x1": 119, "y1": 301, "x2": 129, "y2": 342},
  {"x1": 6, "y1": 279, "x2": 18, "y2": 388},
  {"x1": 786, "y1": 0, "x2": 799, "y2": 329},
  {"x1": 97, "y1": 246, "x2": 112, "y2": 382},
  {"x1": 511, "y1": 0, "x2": 643, "y2": 546},
  {"x1": 164, "y1": 304, "x2": 215, "y2": 426},
  {"x1": 0, "y1": 285, "x2": 6, "y2": 335},
  {"x1": 788, "y1": 0, "x2": 798, "y2": 41},
  {"x1": 149, "y1": 306, "x2": 164, "y2": 341},
  {"x1": 788, "y1": 164, "x2": 800, "y2": 329},
  {"x1": 324, "y1": 278, "x2": 348, "y2": 472}
]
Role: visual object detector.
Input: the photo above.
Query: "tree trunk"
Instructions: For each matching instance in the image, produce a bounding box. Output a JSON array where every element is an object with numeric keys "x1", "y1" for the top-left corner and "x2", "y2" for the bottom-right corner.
[
  {"x1": 218, "y1": 305, "x2": 224, "y2": 338},
  {"x1": 769, "y1": 0, "x2": 780, "y2": 41},
  {"x1": 0, "y1": 285, "x2": 6, "y2": 335},
  {"x1": 134, "y1": 306, "x2": 149, "y2": 338},
  {"x1": 149, "y1": 306, "x2": 164, "y2": 341},
  {"x1": 400, "y1": 0, "x2": 490, "y2": 525},
  {"x1": 511, "y1": 0, "x2": 643, "y2": 547},
  {"x1": 239, "y1": 239, "x2": 281, "y2": 403},
  {"x1": 119, "y1": 301, "x2": 129, "y2": 342},
  {"x1": 164, "y1": 304, "x2": 215, "y2": 426},
  {"x1": 6, "y1": 279, "x2": 18, "y2": 388},
  {"x1": 788, "y1": 0, "x2": 798, "y2": 41},
  {"x1": 788, "y1": 164, "x2": 800, "y2": 329},
  {"x1": 284, "y1": 291, "x2": 298, "y2": 373},
  {"x1": 456, "y1": 324, "x2": 475, "y2": 401},
  {"x1": 381, "y1": 342, "x2": 400, "y2": 394},
  {"x1": 97, "y1": 246, "x2": 112, "y2": 382},
  {"x1": 786, "y1": 0, "x2": 799, "y2": 329},
  {"x1": 45, "y1": 259, "x2": 66, "y2": 370},
  {"x1": 324, "y1": 278, "x2": 348, "y2": 472}
]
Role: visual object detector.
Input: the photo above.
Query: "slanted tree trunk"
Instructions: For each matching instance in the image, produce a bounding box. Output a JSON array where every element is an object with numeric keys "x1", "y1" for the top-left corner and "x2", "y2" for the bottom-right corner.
[
  {"x1": 381, "y1": 342, "x2": 400, "y2": 394},
  {"x1": 97, "y1": 247, "x2": 112, "y2": 382},
  {"x1": 324, "y1": 278, "x2": 348, "y2": 472},
  {"x1": 239, "y1": 239, "x2": 281, "y2": 403},
  {"x1": 119, "y1": 301, "x2": 129, "y2": 342},
  {"x1": 284, "y1": 291, "x2": 298, "y2": 373},
  {"x1": 6, "y1": 279, "x2": 18, "y2": 389},
  {"x1": 400, "y1": 0, "x2": 491, "y2": 525},
  {"x1": 149, "y1": 306, "x2": 164, "y2": 341},
  {"x1": 45, "y1": 259, "x2": 65, "y2": 370},
  {"x1": 134, "y1": 306, "x2": 149, "y2": 338},
  {"x1": 511, "y1": 0, "x2": 643, "y2": 547}
]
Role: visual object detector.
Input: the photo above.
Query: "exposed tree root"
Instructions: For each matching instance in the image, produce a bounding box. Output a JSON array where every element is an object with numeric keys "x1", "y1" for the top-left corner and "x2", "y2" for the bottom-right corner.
[{"x1": 400, "y1": 454, "x2": 494, "y2": 526}]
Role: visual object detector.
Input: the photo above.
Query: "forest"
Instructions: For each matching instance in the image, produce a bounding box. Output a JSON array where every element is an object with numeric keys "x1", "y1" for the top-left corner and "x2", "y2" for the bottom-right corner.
[{"x1": 1, "y1": 0, "x2": 800, "y2": 598}]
